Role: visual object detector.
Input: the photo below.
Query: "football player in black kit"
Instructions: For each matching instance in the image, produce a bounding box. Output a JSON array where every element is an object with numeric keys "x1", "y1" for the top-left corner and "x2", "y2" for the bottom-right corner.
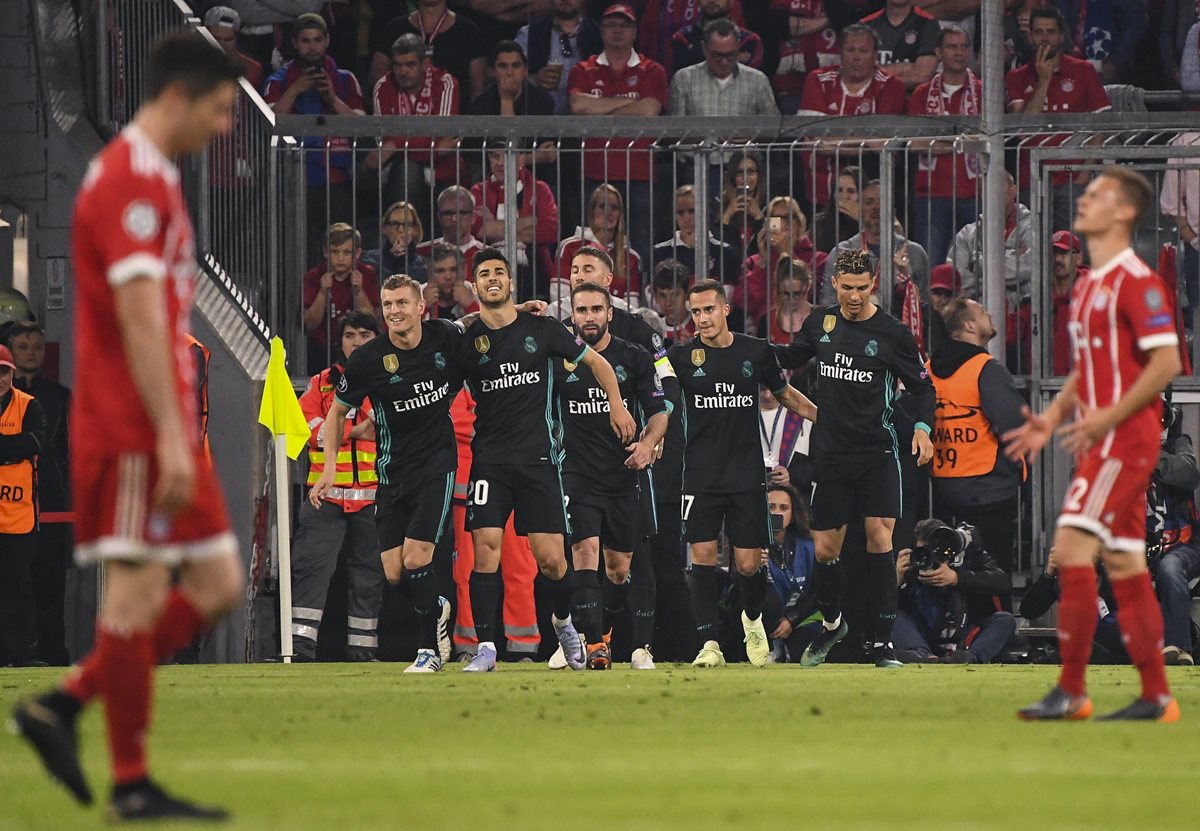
[
  {"x1": 555, "y1": 283, "x2": 670, "y2": 669},
  {"x1": 456, "y1": 249, "x2": 637, "y2": 673},
  {"x1": 668, "y1": 280, "x2": 818, "y2": 668},
  {"x1": 313, "y1": 275, "x2": 464, "y2": 673},
  {"x1": 777, "y1": 248, "x2": 936, "y2": 668}
]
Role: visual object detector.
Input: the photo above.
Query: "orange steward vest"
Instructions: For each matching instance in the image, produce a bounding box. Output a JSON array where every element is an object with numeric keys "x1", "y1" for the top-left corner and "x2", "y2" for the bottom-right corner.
[
  {"x1": 928, "y1": 353, "x2": 1001, "y2": 479},
  {"x1": 0, "y1": 388, "x2": 36, "y2": 533},
  {"x1": 300, "y1": 366, "x2": 377, "y2": 512}
]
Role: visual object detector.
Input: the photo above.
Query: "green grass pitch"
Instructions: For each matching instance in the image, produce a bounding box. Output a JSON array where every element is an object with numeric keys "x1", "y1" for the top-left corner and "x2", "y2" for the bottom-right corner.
[{"x1": 1, "y1": 663, "x2": 1197, "y2": 831}]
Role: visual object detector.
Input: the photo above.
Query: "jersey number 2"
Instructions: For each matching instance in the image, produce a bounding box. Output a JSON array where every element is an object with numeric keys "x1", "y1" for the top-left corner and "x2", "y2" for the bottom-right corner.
[{"x1": 1063, "y1": 477, "x2": 1089, "y2": 513}]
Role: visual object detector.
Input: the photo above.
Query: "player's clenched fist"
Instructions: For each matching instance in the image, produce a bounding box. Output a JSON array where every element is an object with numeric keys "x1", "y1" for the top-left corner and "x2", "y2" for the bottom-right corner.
[{"x1": 153, "y1": 432, "x2": 197, "y2": 515}]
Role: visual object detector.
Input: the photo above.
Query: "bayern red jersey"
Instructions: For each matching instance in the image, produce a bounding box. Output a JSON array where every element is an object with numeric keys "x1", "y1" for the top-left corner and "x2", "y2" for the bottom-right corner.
[
  {"x1": 70, "y1": 125, "x2": 199, "y2": 458},
  {"x1": 373, "y1": 65, "x2": 460, "y2": 179},
  {"x1": 1069, "y1": 248, "x2": 1177, "y2": 459},
  {"x1": 907, "y1": 72, "x2": 982, "y2": 198},
  {"x1": 568, "y1": 51, "x2": 669, "y2": 181},
  {"x1": 797, "y1": 66, "x2": 907, "y2": 203},
  {"x1": 1005, "y1": 55, "x2": 1110, "y2": 188},
  {"x1": 771, "y1": 0, "x2": 839, "y2": 98}
]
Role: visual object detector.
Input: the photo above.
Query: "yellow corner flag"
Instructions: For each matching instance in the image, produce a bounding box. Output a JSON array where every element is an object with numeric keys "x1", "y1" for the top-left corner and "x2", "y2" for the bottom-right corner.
[{"x1": 258, "y1": 337, "x2": 310, "y2": 460}]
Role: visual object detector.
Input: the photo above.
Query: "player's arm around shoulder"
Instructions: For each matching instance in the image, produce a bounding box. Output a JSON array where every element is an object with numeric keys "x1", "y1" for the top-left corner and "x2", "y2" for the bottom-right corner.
[{"x1": 579, "y1": 346, "x2": 637, "y2": 444}]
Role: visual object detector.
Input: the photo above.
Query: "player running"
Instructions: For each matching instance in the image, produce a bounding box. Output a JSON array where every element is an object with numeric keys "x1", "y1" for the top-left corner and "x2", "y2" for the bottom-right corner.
[
  {"x1": 1007, "y1": 167, "x2": 1182, "y2": 722},
  {"x1": 554, "y1": 282, "x2": 669, "y2": 669},
  {"x1": 777, "y1": 248, "x2": 936, "y2": 669},
  {"x1": 311, "y1": 275, "x2": 463, "y2": 673},
  {"x1": 11, "y1": 34, "x2": 243, "y2": 820},
  {"x1": 668, "y1": 280, "x2": 816, "y2": 667},
  {"x1": 457, "y1": 249, "x2": 637, "y2": 672}
]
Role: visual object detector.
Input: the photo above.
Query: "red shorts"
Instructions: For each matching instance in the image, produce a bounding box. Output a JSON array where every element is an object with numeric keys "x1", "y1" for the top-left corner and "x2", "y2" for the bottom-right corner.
[
  {"x1": 1056, "y1": 451, "x2": 1155, "y2": 553},
  {"x1": 73, "y1": 450, "x2": 235, "y2": 566}
]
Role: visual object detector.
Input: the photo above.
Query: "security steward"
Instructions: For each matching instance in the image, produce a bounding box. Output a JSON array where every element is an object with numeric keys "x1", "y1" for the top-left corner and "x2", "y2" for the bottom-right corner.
[
  {"x1": 927, "y1": 298, "x2": 1026, "y2": 587},
  {"x1": 0, "y1": 344, "x2": 47, "y2": 666},
  {"x1": 292, "y1": 311, "x2": 385, "y2": 661}
]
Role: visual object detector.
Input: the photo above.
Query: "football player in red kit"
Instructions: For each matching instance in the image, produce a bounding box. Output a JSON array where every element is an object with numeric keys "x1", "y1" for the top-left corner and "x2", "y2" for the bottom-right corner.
[{"x1": 1006, "y1": 167, "x2": 1183, "y2": 722}]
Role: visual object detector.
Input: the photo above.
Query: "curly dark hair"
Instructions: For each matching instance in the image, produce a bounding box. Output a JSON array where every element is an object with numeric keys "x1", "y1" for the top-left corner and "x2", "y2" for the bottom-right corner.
[{"x1": 834, "y1": 248, "x2": 872, "y2": 277}]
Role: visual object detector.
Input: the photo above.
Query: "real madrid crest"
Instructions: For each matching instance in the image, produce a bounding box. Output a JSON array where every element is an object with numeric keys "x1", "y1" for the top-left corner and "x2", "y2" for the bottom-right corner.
[
  {"x1": 383, "y1": 354, "x2": 399, "y2": 373},
  {"x1": 475, "y1": 335, "x2": 491, "y2": 353},
  {"x1": 823, "y1": 314, "x2": 837, "y2": 333},
  {"x1": 691, "y1": 348, "x2": 705, "y2": 367}
]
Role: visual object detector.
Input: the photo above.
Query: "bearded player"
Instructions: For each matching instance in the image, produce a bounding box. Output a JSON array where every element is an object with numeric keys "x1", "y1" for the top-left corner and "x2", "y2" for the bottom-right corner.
[
  {"x1": 11, "y1": 34, "x2": 244, "y2": 819},
  {"x1": 1006, "y1": 167, "x2": 1182, "y2": 722}
]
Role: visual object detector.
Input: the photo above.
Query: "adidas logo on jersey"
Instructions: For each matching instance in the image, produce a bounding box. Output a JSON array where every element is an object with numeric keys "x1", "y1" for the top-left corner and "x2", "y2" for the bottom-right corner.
[
  {"x1": 479, "y1": 355, "x2": 490, "y2": 365},
  {"x1": 388, "y1": 375, "x2": 402, "y2": 384},
  {"x1": 692, "y1": 368, "x2": 706, "y2": 377},
  {"x1": 565, "y1": 372, "x2": 579, "y2": 383},
  {"x1": 820, "y1": 334, "x2": 830, "y2": 343}
]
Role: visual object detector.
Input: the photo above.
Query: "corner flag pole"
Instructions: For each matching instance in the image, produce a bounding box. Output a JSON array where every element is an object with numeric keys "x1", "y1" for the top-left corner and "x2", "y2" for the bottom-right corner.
[{"x1": 258, "y1": 337, "x2": 311, "y2": 665}]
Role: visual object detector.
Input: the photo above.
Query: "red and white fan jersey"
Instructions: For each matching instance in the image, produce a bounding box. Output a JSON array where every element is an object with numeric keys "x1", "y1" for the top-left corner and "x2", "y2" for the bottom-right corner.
[
  {"x1": 1068, "y1": 247, "x2": 1177, "y2": 460},
  {"x1": 71, "y1": 125, "x2": 199, "y2": 459}
]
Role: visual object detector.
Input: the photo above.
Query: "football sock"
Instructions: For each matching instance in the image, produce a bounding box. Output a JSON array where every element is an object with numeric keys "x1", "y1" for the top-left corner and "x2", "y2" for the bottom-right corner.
[
  {"x1": 813, "y1": 558, "x2": 845, "y2": 625},
  {"x1": 1111, "y1": 571, "x2": 1171, "y2": 702},
  {"x1": 738, "y1": 565, "x2": 767, "y2": 621},
  {"x1": 687, "y1": 564, "x2": 720, "y2": 641},
  {"x1": 865, "y1": 551, "x2": 898, "y2": 646},
  {"x1": 96, "y1": 626, "x2": 155, "y2": 786},
  {"x1": 1056, "y1": 565, "x2": 1100, "y2": 698},
  {"x1": 468, "y1": 571, "x2": 500, "y2": 648},
  {"x1": 407, "y1": 563, "x2": 440, "y2": 651},
  {"x1": 601, "y1": 573, "x2": 628, "y2": 635},
  {"x1": 546, "y1": 564, "x2": 574, "y2": 622},
  {"x1": 572, "y1": 569, "x2": 603, "y2": 643},
  {"x1": 63, "y1": 589, "x2": 208, "y2": 706},
  {"x1": 628, "y1": 549, "x2": 657, "y2": 647}
]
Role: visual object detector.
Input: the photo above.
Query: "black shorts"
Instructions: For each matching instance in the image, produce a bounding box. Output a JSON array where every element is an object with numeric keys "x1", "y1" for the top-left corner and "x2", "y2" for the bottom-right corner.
[
  {"x1": 375, "y1": 471, "x2": 455, "y2": 550},
  {"x1": 465, "y1": 462, "x2": 569, "y2": 536},
  {"x1": 809, "y1": 452, "x2": 902, "y2": 531},
  {"x1": 681, "y1": 489, "x2": 771, "y2": 550},
  {"x1": 566, "y1": 486, "x2": 640, "y2": 553}
]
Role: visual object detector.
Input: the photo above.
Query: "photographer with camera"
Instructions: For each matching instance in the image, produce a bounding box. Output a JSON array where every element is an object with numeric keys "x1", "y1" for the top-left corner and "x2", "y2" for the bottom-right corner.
[
  {"x1": 893, "y1": 518, "x2": 1015, "y2": 664},
  {"x1": 760, "y1": 484, "x2": 822, "y2": 663},
  {"x1": 1020, "y1": 548, "x2": 1127, "y2": 664},
  {"x1": 1149, "y1": 392, "x2": 1200, "y2": 666}
]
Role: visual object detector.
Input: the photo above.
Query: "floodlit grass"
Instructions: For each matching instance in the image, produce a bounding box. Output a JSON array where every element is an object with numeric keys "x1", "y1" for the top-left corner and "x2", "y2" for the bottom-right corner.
[{"x1": 1, "y1": 663, "x2": 1197, "y2": 831}]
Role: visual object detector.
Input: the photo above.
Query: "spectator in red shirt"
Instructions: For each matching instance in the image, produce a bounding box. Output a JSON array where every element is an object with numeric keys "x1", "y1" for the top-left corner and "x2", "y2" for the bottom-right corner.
[
  {"x1": 204, "y1": 7, "x2": 263, "y2": 91},
  {"x1": 639, "y1": 0, "x2": 748, "y2": 65},
  {"x1": 569, "y1": 4, "x2": 669, "y2": 267},
  {"x1": 416, "y1": 185, "x2": 486, "y2": 277},
  {"x1": 302, "y1": 223, "x2": 381, "y2": 373},
  {"x1": 1051, "y1": 230, "x2": 1086, "y2": 376},
  {"x1": 796, "y1": 24, "x2": 907, "y2": 207},
  {"x1": 907, "y1": 25, "x2": 982, "y2": 265},
  {"x1": 367, "y1": 33, "x2": 461, "y2": 235},
  {"x1": 770, "y1": 0, "x2": 839, "y2": 113},
  {"x1": 471, "y1": 147, "x2": 561, "y2": 299},
  {"x1": 556, "y1": 182, "x2": 646, "y2": 301},
  {"x1": 263, "y1": 13, "x2": 364, "y2": 262},
  {"x1": 670, "y1": 0, "x2": 764, "y2": 74},
  {"x1": 1005, "y1": 5, "x2": 1110, "y2": 232}
]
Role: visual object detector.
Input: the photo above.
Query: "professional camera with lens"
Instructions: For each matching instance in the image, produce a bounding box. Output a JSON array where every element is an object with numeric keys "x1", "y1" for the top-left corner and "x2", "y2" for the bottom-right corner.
[{"x1": 910, "y1": 523, "x2": 978, "y2": 571}]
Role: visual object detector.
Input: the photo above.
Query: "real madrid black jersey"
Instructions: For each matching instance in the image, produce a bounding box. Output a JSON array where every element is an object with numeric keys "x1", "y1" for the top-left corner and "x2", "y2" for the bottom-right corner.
[
  {"x1": 667, "y1": 333, "x2": 787, "y2": 494},
  {"x1": 554, "y1": 335, "x2": 667, "y2": 495},
  {"x1": 778, "y1": 305, "x2": 935, "y2": 462},
  {"x1": 458, "y1": 311, "x2": 589, "y2": 465},
  {"x1": 336, "y1": 320, "x2": 463, "y2": 485}
]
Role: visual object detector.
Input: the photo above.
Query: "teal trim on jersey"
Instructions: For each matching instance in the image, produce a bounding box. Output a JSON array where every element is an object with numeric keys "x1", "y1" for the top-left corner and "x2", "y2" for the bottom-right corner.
[
  {"x1": 914, "y1": 421, "x2": 932, "y2": 434},
  {"x1": 370, "y1": 394, "x2": 393, "y2": 486},
  {"x1": 679, "y1": 395, "x2": 689, "y2": 492},
  {"x1": 664, "y1": 399, "x2": 675, "y2": 415},
  {"x1": 572, "y1": 344, "x2": 590, "y2": 366},
  {"x1": 552, "y1": 454, "x2": 572, "y2": 535},
  {"x1": 432, "y1": 471, "x2": 454, "y2": 544},
  {"x1": 644, "y1": 470, "x2": 659, "y2": 528},
  {"x1": 333, "y1": 394, "x2": 356, "y2": 411},
  {"x1": 881, "y1": 370, "x2": 903, "y2": 516},
  {"x1": 545, "y1": 357, "x2": 566, "y2": 464}
]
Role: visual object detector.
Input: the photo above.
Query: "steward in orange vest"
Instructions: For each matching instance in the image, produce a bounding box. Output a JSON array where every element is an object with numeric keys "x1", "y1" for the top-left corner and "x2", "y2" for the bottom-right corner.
[
  {"x1": 0, "y1": 345, "x2": 47, "y2": 665},
  {"x1": 927, "y1": 299, "x2": 1027, "y2": 578},
  {"x1": 290, "y1": 312, "x2": 385, "y2": 661}
]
